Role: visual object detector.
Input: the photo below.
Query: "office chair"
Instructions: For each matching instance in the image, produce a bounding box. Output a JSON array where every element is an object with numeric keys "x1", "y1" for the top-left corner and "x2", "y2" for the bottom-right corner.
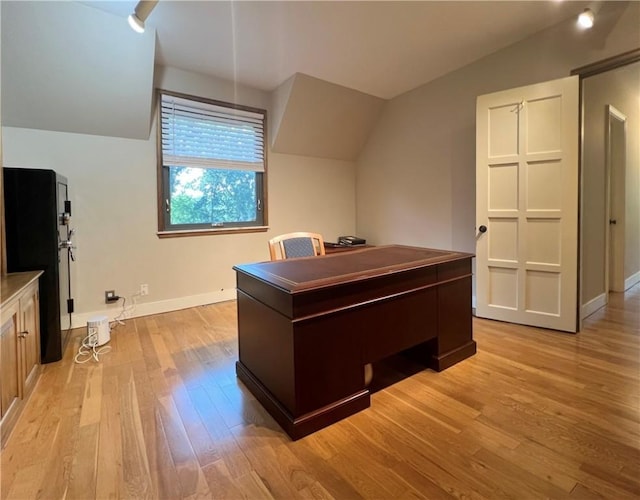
[{"x1": 268, "y1": 232, "x2": 326, "y2": 260}]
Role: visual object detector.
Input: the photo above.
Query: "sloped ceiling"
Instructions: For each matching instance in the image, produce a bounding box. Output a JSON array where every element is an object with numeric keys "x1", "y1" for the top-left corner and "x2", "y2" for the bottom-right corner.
[
  {"x1": 83, "y1": 0, "x2": 593, "y2": 100},
  {"x1": 1, "y1": 1, "x2": 155, "y2": 140},
  {"x1": 271, "y1": 73, "x2": 385, "y2": 161}
]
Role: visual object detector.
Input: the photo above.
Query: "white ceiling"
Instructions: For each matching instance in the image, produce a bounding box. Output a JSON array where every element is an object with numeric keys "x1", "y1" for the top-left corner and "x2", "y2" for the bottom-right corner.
[{"x1": 86, "y1": 1, "x2": 592, "y2": 99}]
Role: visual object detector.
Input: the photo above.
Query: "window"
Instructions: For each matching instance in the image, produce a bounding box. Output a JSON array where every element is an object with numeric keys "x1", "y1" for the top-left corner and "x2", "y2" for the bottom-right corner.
[{"x1": 158, "y1": 90, "x2": 267, "y2": 235}]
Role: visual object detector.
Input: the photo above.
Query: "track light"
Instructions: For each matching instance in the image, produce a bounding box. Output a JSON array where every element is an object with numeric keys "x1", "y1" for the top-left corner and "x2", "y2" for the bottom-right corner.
[
  {"x1": 127, "y1": 0, "x2": 158, "y2": 33},
  {"x1": 577, "y1": 8, "x2": 595, "y2": 29}
]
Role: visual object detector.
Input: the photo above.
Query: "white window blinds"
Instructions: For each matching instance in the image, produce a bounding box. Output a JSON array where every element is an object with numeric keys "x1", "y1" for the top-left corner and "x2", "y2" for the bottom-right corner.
[{"x1": 161, "y1": 93, "x2": 265, "y2": 172}]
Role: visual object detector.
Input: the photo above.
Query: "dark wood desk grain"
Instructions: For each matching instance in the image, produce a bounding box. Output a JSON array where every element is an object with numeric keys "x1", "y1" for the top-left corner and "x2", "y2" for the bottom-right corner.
[
  {"x1": 233, "y1": 245, "x2": 476, "y2": 439},
  {"x1": 323, "y1": 243, "x2": 371, "y2": 254}
]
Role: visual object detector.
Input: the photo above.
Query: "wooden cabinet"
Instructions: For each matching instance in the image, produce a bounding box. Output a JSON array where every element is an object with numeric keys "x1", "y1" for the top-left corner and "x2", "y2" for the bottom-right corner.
[
  {"x1": 0, "y1": 301, "x2": 20, "y2": 419},
  {"x1": 19, "y1": 285, "x2": 40, "y2": 396},
  {"x1": 0, "y1": 271, "x2": 42, "y2": 447}
]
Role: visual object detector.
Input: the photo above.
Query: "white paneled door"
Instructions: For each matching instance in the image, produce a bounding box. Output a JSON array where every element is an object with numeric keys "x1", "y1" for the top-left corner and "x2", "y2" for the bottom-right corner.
[{"x1": 476, "y1": 76, "x2": 579, "y2": 332}]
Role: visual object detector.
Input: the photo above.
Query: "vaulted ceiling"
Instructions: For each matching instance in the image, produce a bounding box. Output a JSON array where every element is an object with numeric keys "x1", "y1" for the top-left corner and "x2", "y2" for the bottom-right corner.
[
  {"x1": 86, "y1": 0, "x2": 592, "y2": 99},
  {"x1": 2, "y1": 0, "x2": 600, "y2": 155}
]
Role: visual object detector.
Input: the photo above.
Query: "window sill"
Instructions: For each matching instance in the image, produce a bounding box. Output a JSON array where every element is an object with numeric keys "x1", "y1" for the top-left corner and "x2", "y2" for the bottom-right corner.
[{"x1": 157, "y1": 226, "x2": 269, "y2": 238}]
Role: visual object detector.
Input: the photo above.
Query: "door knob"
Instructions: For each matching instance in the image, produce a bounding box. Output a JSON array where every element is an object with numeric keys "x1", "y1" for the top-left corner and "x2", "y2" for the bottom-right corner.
[
  {"x1": 609, "y1": 219, "x2": 617, "y2": 225},
  {"x1": 478, "y1": 225, "x2": 487, "y2": 233}
]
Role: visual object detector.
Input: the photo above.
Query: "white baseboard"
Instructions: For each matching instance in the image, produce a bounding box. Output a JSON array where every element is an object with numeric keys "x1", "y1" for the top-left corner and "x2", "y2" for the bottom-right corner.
[
  {"x1": 66, "y1": 288, "x2": 238, "y2": 330},
  {"x1": 625, "y1": 271, "x2": 640, "y2": 291},
  {"x1": 581, "y1": 293, "x2": 606, "y2": 320}
]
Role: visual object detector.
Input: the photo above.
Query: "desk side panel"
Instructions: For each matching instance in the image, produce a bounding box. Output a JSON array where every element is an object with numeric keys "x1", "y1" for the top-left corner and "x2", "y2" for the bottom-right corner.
[
  {"x1": 236, "y1": 291, "x2": 295, "y2": 413},
  {"x1": 236, "y1": 272, "x2": 293, "y2": 318},
  {"x1": 433, "y1": 276, "x2": 476, "y2": 370},
  {"x1": 433, "y1": 259, "x2": 476, "y2": 370}
]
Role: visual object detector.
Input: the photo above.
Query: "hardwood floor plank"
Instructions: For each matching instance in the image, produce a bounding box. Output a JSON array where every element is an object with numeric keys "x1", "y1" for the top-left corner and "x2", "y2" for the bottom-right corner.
[
  {"x1": 200, "y1": 459, "x2": 245, "y2": 499},
  {"x1": 170, "y1": 381, "x2": 221, "y2": 467},
  {"x1": 286, "y1": 439, "x2": 365, "y2": 499},
  {"x1": 156, "y1": 393, "x2": 205, "y2": 497},
  {"x1": 95, "y1": 370, "x2": 124, "y2": 500},
  {"x1": 578, "y1": 460, "x2": 640, "y2": 497},
  {"x1": 471, "y1": 445, "x2": 571, "y2": 498},
  {"x1": 119, "y1": 368, "x2": 155, "y2": 499},
  {"x1": 468, "y1": 438, "x2": 579, "y2": 493},
  {"x1": 79, "y1": 363, "x2": 103, "y2": 427},
  {"x1": 295, "y1": 482, "x2": 336, "y2": 500},
  {"x1": 0, "y1": 286, "x2": 637, "y2": 499},
  {"x1": 269, "y1": 440, "x2": 335, "y2": 494},
  {"x1": 341, "y1": 412, "x2": 457, "y2": 499},
  {"x1": 4, "y1": 462, "x2": 46, "y2": 500},
  {"x1": 67, "y1": 422, "x2": 99, "y2": 499},
  {"x1": 230, "y1": 425, "x2": 305, "y2": 499},
  {"x1": 358, "y1": 406, "x2": 503, "y2": 498},
  {"x1": 185, "y1": 385, "x2": 254, "y2": 480},
  {"x1": 234, "y1": 469, "x2": 275, "y2": 499},
  {"x1": 143, "y1": 403, "x2": 183, "y2": 500}
]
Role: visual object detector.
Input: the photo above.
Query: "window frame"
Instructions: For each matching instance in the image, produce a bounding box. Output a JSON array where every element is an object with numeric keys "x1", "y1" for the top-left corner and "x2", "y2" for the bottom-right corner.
[{"x1": 156, "y1": 89, "x2": 268, "y2": 238}]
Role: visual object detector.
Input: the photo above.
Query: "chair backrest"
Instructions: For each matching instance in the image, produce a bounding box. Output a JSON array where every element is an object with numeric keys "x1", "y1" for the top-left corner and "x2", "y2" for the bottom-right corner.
[{"x1": 268, "y1": 232, "x2": 326, "y2": 260}]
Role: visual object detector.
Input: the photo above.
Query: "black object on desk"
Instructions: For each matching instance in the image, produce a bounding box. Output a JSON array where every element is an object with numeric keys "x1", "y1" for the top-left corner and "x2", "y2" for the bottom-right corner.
[{"x1": 338, "y1": 235, "x2": 366, "y2": 246}]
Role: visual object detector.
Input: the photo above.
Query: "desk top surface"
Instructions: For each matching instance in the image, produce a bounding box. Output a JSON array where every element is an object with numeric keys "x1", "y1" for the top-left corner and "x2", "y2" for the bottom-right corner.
[{"x1": 234, "y1": 245, "x2": 473, "y2": 292}]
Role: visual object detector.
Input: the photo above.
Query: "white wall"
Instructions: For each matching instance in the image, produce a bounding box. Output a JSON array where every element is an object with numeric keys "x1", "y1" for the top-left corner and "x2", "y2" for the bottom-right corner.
[
  {"x1": 2, "y1": 1, "x2": 155, "y2": 140},
  {"x1": 356, "y1": 2, "x2": 640, "y2": 256},
  {"x1": 582, "y1": 61, "x2": 640, "y2": 305},
  {"x1": 3, "y1": 68, "x2": 356, "y2": 328},
  {"x1": 271, "y1": 73, "x2": 385, "y2": 161}
]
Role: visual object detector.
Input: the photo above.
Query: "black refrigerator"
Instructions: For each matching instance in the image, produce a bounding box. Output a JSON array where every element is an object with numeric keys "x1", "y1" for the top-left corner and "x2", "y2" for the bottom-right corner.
[{"x1": 3, "y1": 168, "x2": 74, "y2": 363}]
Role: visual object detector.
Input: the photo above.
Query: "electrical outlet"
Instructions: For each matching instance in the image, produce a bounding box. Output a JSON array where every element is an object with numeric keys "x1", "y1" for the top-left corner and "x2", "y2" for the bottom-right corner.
[
  {"x1": 105, "y1": 290, "x2": 118, "y2": 304},
  {"x1": 140, "y1": 284, "x2": 149, "y2": 296}
]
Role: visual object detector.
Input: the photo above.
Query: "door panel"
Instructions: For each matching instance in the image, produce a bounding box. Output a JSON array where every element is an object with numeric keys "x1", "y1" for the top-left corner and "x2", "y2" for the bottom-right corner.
[
  {"x1": 489, "y1": 164, "x2": 518, "y2": 211},
  {"x1": 476, "y1": 76, "x2": 579, "y2": 332}
]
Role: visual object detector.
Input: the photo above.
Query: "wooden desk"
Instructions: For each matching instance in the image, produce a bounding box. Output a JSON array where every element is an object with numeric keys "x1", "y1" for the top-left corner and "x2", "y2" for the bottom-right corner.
[
  {"x1": 233, "y1": 245, "x2": 475, "y2": 439},
  {"x1": 323, "y1": 242, "x2": 371, "y2": 254}
]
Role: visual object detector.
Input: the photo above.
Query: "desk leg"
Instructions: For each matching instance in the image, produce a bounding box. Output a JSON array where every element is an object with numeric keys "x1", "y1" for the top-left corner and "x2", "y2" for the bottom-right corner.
[{"x1": 431, "y1": 276, "x2": 476, "y2": 371}]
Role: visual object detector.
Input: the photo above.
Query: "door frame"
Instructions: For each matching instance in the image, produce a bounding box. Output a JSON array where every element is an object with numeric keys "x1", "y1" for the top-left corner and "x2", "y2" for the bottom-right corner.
[
  {"x1": 572, "y1": 49, "x2": 640, "y2": 328},
  {"x1": 605, "y1": 105, "x2": 626, "y2": 295}
]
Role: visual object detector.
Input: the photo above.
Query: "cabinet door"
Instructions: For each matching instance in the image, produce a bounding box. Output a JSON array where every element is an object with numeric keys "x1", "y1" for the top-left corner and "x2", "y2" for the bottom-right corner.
[
  {"x1": 19, "y1": 285, "x2": 40, "y2": 395},
  {"x1": 0, "y1": 303, "x2": 20, "y2": 418}
]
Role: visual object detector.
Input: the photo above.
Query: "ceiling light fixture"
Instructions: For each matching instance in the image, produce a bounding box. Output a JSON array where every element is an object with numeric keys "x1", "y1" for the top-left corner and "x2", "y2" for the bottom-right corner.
[
  {"x1": 577, "y1": 8, "x2": 595, "y2": 29},
  {"x1": 127, "y1": 0, "x2": 159, "y2": 34}
]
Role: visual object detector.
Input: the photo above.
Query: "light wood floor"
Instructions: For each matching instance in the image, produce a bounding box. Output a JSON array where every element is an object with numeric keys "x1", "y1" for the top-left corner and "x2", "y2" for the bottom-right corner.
[{"x1": 1, "y1": 285, "x2": 638, "y2": 499}]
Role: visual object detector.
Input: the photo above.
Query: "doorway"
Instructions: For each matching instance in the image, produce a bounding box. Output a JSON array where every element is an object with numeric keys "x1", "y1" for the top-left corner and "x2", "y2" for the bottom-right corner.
[
  {"x1": 578, "y1": 54, "x2": 640, "y2": 322},
  {"x1": 605, "y1": 106, "x2": 626, "y2": 295}
]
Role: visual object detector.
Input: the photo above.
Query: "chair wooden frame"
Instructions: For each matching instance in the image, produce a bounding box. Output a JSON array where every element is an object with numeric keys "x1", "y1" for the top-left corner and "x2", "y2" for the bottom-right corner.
[{"x1": 268, "y1": 232, "x2": 325, "y2": 260}]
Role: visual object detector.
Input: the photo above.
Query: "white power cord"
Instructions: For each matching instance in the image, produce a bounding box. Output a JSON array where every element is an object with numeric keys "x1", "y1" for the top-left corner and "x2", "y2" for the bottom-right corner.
[
  {"x1": 74, "y1": 291, "x2": 141, "y2": 364},
  {"x1": 74, "y1": 329, "x2": 112, "y2": 364},
  {"x1": 110, "y1": 292, "x2": 141, "y2": 329}
]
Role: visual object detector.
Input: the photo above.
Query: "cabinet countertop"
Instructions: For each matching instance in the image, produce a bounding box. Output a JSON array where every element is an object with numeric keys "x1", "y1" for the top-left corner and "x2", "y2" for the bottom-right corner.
[{"x1": 1, "y1": 271, "x2": 43, "y2": 309}]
